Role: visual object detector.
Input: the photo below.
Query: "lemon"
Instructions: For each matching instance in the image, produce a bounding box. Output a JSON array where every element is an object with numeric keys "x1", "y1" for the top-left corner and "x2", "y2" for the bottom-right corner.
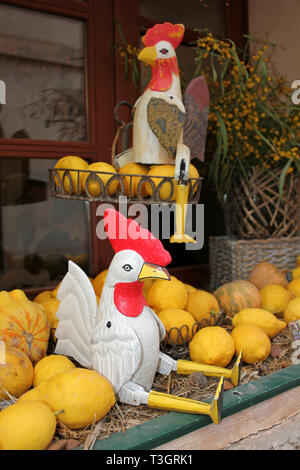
[
  {"x1": 185, "y1": 284, "x2": 197, "y2": 294},
  {"x1": 92, "y1": 269, "x2": 108, "y2": 298},
  {"x1": 33, "y1": 291, "x2": 52, "y2": 303},
  {"x1": 119, "y1": 163, "x2": 148, "y2": 197},
  {"x1": 292, "y1": 267, "x2": 300, "y2": 280},
  {"x1": 287, "y1": 278, "x2": 300, "y2": 298},
  {"x1": 145, "y1": 165, "x2": 176, "y2": 200},
  {"x1": 54, "y1": 156, "x2": 88, "y2": 194},
  {"x1": 18, "y1": 380, "x2": 49, "y2": 403},
  {"x1": 231, "y1": 323, "x2": 271, "y2": 364},
  {"x1": 157, "y1": 308, "x2": 196, "y2": 345},
  {"x1": 81, "y1": 162, "x2": 119, "y2": 196},
  {"x1": 0, "y1": 400, "x2": 56, "y2": 450},
  {"x1": 36, "y1": 298, "x2": 60, "y2": 330},
  {"x1": 147, "y1": 276, "x2": 188, "y2": 311},
  {"x1": 185, "y1": 290, "x2": 219, "y2": 323},
  {"x1": 284, "y1": 298, "x2": 300, "y2": 324},
  {"x1": 189, "y1": 326, "x2": 235, "y2": 367},
  {"x1": 145, "y1": 164, "x2": 199, "y2": 201},
  {"x1": 0, "y1": 346, "x2": 33, "y2": 399},
  {"x1": 142, "y1": 279, "x2": 153, "y2": 298},
  {"x1": 33, "y1": 355, "x2": 75, "y2": 387},
  {"x1": 260, "y1": 285, "x2": 290, "y2": 315},
  {"x1": 232, "y1": 308, "x2": 286, "y2": 339},
  {"x1": 52, "y1": 282, "x2": 62, "y2": 298},
  {"x1": 41, "y1": 368, "x2": 115, "y2": 429}
]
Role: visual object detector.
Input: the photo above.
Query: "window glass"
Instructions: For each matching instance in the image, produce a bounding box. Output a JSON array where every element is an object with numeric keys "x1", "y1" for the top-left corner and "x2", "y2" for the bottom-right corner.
[
  {"x1": 0, "y1": 3, "x2": 87, "y2": 141},
  {"x1": 0, "y1": 158, "x2": 90, "y2": 290}
]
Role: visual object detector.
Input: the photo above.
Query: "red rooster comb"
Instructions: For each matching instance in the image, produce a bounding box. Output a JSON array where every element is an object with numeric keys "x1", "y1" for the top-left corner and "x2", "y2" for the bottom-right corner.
[
  {"x1": 142, "y1": 22, "x2": 185, "y2": 49},
  {"x1": 104, "y1": 209, "x2": 171, "y2": 267}
]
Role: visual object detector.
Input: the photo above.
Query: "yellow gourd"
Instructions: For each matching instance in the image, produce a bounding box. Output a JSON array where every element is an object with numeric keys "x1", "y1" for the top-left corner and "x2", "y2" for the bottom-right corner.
[
  {"x1": 284, "y1": 298, "x2": 300, "y2": 324},
  {"x1": 20, "y1": 368, "x2": 116, "y2": 430},
  {"x1": 119, "y1": 163, "x2": 148, "y2": 197},
  {"x1": 92, "y1": 269, "x2": 108, "y2": 298},
  {"x1": 292, "y1": 267, "x2": 300, "y2": 280},
  {"x1": 33, "y1": 354, "x2": 75, "y2": 387},
  {"x1": 260, "y1": 285, "x2": 290, "y2": 315},
  {"x1": 287, "y1": 279, "x2": 300, "y2": 298},
  {"x1": 0, "y1": 401, "x2": 56, "y2": 450},
  {"x1": 0, "y1": 346, "x2": 33, "y2": 399},
  {"x1": 0, "y1": 290, "x2": 50, "y2": 363},
  {"x1": 232, "y1": 308, "x2": 286, "y2": 339},
  {"x1": 157, "y1": 308, "x2": 196, "y2": 345},
  {"x1": 54, "y1": 156, "x2": 88, "y2": 194},
  {"x1": 231, "y1": 323, "x2": 271, "y2": 364},
  {"x1": 185, "y1": 290, "x2": 219, "y2": 323},
  {"x1": 147, "y1": 276, "x2": 188, "y2": 311},
  {"x1": 189, "y1": 326, "x2": 235, "y2": 368},
  {"x1": 81, "y1": 162, "x2": 119, "y2": 196}
]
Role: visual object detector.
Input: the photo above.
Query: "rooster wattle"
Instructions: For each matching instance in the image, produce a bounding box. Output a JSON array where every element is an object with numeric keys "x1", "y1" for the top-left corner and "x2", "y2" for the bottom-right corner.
[{"x1": 54, "y1": 209, "x2": 242, "y2": 423}]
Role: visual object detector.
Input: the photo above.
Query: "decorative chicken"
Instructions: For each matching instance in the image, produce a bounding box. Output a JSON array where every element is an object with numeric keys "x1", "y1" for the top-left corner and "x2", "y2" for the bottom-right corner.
[
  {"x1": 55, "y1": 209, "x2": 242, "y2": 424},
  {"x1": 114, "y1": 22, "x2": 209, "y2": 243}
]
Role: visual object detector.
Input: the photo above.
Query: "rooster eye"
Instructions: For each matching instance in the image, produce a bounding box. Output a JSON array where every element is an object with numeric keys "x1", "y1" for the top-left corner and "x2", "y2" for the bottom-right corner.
[
  {"x1": 160, "y1": 48, "x2": 169, "y2": 54},
  {"x1": 122, "y1": 264, "x2": 133, "y2": 272}
]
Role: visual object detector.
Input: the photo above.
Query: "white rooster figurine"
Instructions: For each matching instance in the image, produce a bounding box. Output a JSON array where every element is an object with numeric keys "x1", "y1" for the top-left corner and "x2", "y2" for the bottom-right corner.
[
  {"x1": 115, "y1": 22, "x2": 209, "y2": 243},
  {"x1": 55, "y1": 209, "x2": 242, "y2": 424}
]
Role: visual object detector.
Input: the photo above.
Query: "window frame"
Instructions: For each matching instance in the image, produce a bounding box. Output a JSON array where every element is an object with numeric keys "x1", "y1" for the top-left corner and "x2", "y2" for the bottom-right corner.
[
  {"x1": 0, "y1": 0, "x2": 118, "y2": 284},
  {"x1": 0, "y1": 0, "x2": 116, "y2": 161},
  {"x1": 0, "y1": 0, "x2": 248, "y2": 292}
]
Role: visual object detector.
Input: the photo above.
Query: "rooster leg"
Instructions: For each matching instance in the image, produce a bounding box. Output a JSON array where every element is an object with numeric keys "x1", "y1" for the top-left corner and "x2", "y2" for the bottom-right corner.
[
  {"x1": 148, "y1": 376, "x2": 224, "y2": 424},
  {"x1": 157, "y1": 351, "x2": 177, "y2": 375},
  {"x1": 157, "y1": 350, "x2": 242, "y2": 387},
  {"x1": 170, "y1": 144, "x2": 196, "y2": 244},
  {"x1": 113, "y1": 148, "x2": 134, "y2": 170},
  {"x1": 176, "y1": 350, "x2": 243, "y2": 387},
  {"x1": 117, "y1": 382, "x2": 149, "y2": 406}
]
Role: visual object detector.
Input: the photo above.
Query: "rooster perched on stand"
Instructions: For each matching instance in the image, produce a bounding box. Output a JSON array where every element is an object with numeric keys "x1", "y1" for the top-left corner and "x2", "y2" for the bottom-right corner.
[
  {"x1": 55, "y1": 209, "x2": 242, "y2": 424},
  {"x1": 114, "y1": 22, "x2": 209, "y2": 244}
]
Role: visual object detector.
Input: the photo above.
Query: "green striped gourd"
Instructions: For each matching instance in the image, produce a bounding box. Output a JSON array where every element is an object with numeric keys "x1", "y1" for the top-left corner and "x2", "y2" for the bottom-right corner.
[{"x1": 214, "y1": 280, "x2": 262, "y2": 317}]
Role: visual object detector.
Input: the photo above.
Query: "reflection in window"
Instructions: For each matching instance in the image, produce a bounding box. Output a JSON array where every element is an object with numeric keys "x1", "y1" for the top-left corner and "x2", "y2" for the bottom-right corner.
[
  {"x1": 0, "y1": 3, "x2": 87, "y2": 141},
  {"x1": 0, "y1": 159, "x2": 90, "y2": 290}
]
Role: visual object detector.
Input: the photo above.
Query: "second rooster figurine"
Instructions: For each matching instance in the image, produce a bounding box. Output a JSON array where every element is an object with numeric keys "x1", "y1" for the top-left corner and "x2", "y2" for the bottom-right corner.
[{"x1": 55, "y1": 209, "x2": 242, "y2": 424}]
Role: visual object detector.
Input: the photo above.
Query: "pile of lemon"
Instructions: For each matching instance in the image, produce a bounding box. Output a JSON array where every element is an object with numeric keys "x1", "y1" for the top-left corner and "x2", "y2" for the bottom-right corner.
[
  {"x1": 75, "y1": 269, "x2": 288, "y2": 369},
  {"x1": 54, "y1": 155, "x2": 200, "y2": 200},
  {"x1": 143, "y1": 275, "x2": 289, "y2": 368},
  {"x1": 257, "y1": 255, "x2": 300, "y2": 325},
  {"x1": 0, "y1": 352, "x2": 115, "y2": 450}
]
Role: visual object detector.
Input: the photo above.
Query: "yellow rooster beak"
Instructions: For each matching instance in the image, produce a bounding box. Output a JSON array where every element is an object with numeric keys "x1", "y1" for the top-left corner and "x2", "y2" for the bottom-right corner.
[
  {"x1": 138, "y1": 46, "x2": 157, "y2": 66},
  {"x1": 139, "y1": 262, "x2": 170, "y2": 281}
]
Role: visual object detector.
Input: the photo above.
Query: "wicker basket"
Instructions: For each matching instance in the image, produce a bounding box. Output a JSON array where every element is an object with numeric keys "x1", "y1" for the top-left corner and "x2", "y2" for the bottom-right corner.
[
  {"x1": 226, "y1": 168, "x2": 299, "y2": 239},
  {"x1": 48, "y1": 168, "x2": 203, "y2": 205},
  {"x1": 160, "y1": 309, "x2": 225, "y2": 360},
  {"x1": 209, "y1": 235, "x2": 300, "y2": 290}
]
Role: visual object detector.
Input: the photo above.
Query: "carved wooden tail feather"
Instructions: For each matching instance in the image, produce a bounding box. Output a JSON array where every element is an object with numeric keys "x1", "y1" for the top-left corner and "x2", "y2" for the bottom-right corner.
[{"x1": 54, "y1": 261, "x2": 97, "y2": 368}]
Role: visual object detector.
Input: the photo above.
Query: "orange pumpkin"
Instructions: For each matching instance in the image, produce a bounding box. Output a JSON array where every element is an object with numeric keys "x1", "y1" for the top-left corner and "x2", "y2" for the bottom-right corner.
[
  {"x1": 0, "y1": 290, "x2": 50, "y2": 363},
  {"x1": 247, "y1": 262, "x2": 288, "y2": 290},
  {"x1": 214, "y1": 280, "x2": 262, "y2": 317}
]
